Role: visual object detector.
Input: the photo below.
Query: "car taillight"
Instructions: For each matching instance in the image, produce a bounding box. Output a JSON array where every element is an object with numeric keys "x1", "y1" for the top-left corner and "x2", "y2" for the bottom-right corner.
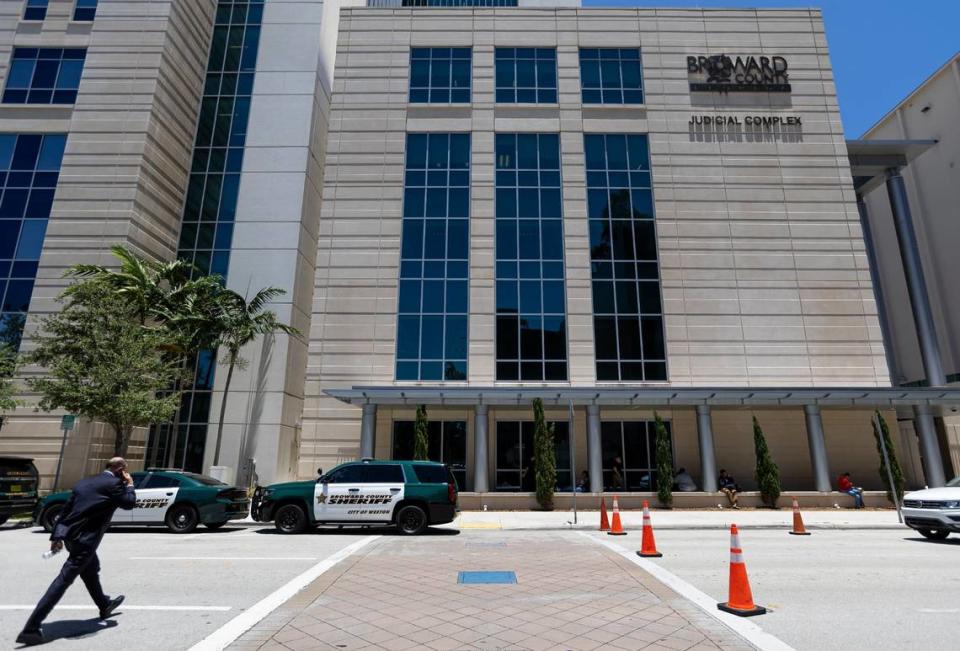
[{"x1": 447, "y1": 482, "x2": 457, "y2": 504}]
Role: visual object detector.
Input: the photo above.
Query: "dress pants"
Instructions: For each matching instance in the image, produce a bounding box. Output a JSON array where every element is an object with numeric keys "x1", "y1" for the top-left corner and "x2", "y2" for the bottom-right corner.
[{"x1": 23, "y1": 541, "x2": 108, "y2": 633}]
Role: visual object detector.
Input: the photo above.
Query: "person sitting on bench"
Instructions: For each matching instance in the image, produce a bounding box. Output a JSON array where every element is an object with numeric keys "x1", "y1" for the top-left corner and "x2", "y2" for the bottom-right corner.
[{"x1": 838, "y1": 472, "x2": 864, "y2": 508}]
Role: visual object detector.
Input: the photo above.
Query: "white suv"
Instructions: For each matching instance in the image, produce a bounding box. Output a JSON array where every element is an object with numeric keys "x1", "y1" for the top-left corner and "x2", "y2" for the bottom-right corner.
[{"x1": 902, "y1": 476, "x2": 960, "y2": 540}]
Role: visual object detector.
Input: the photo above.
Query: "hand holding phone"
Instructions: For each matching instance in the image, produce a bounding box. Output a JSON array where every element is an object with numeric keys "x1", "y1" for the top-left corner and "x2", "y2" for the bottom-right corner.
[{"x1": 122, "y1": 471, "x2": 133, "y2": 486}]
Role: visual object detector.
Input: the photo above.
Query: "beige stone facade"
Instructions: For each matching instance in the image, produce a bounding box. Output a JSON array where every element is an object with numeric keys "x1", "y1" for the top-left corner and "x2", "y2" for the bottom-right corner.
[
  {"x1": 305, "y1": 7, "x2": 900, "y2": 493},
  {"x1": 4, "y1": 3, "x2": 955, "y2": 496},
  {"x1": 0, "y1": 0, "x2": 215, "y2": 486}
]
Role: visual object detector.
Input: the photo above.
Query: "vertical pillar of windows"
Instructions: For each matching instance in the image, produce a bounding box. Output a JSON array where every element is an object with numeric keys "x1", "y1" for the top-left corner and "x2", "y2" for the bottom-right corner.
[
  {"x1": 585, "y1": 134, "x2": 666, "y2": 382},
  {"x1": 0, "y1": 133, "x2": 67, "y2": 350},
  {"x1": 494, "y1": 133, "x2": 567, "y2": 381},
  {"x1": 395, "y1": 133, "x2": 470, "y2": 382},
  {"x1": 146, "y1": 0, "x2": 263, "y2": 471}
]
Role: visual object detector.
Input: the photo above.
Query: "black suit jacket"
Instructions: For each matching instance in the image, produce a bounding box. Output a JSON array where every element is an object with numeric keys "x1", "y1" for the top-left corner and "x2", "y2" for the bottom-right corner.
[{"x1": 51, "y1": 471, "x2": 136, "y2": 547}]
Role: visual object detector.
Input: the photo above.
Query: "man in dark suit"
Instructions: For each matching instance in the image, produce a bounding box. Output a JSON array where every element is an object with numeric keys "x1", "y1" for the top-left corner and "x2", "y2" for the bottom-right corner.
[{"x1": 17, "y1": 457, "x2": 136, "y2": 646}]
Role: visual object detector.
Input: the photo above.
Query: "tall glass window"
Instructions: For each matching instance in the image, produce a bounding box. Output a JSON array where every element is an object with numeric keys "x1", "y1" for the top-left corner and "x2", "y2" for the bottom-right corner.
[
  {"x1": 579, "y1": 48, "x2": 643, "y2": 105},
  {"x1": 495, "y1": 48, "x2": 557, "y2": 104},
  {"x1": 3, "y1": 48, "x2": 86, "y2": 105},
  {"x1": 392, "y1": 420, "x2": 467, "y2": 488},
  {"x1": 396, "y1": 133, "x2": 470, "y2": 381},
  {"x1": 585, "y1": 134, "x2": 666, "y2": 381},
  {"x1": 409, "y1": 48, "x2": 471, "y2": 104},
  {"x1": 24, "y1": 0, "x2": 49, "y2": 21},
  {"x1": 0, "y1": 133, "x2": 66, "y2": 350},
  {"x1": 600, "y1": 421, "x2": 671, "y2": 491},
  {"x1": 495, "y1": 421, "x2": 571, "y2": 491},
  {"x1": 146, "y1": 1, "x2": 263, "y2": 472},
  {"x1": 495, "y1": 133, "x2": 567, "y2": 381},
  {"x1": 73, "y1": 0, "x2": 98, "y2": 21}
]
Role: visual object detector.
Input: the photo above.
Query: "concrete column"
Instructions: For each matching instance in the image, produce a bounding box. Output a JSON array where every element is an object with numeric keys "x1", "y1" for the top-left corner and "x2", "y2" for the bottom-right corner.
[
  {"x1": 359, "y1": 404, "x2": 377, "y2": 459},
  {"x1": 856, "y1": 196, "x2": 900, "y2": 385},
  {"x1": 473, "y1": 405, "x2": 489, "y2": 493},
  {"x1": 885, "y1": 169, "x2": 946, "y2": 387},
  {"x1": 913, "y1": 404, "x2": 946, "y2": 487},
  {"x1": 587, "y1": 404, "x2": 602, "y2": 493},
  {"x1": 803, "y1": 404, "x2": 832, "y2": 492},
  {"x1": 696, "y1": 405, "x2": 718, "y2": 492}
]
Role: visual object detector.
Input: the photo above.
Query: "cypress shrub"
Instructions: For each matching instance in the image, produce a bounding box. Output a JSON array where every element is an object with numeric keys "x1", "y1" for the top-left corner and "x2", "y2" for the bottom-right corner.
[
  {"x1": 413, "y1": 404, "x2": 429, "y2": 461},
  {"x1": 654, "y1": 412, "x2": 673, "y2": 508},
  {"x1": 753, "y1": 415, "x2": 781, "y2": 508},
  {"x1": 532, "y1": 398, "x2": 556, "y2": 510},
  {"x1": 872, "y1": 410, "x2": 906, "y2": 503}
]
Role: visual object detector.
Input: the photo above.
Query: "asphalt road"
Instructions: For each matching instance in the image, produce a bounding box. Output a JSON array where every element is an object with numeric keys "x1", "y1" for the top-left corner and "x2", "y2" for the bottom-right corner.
[
  {"x1": 0, "y1": 522, "x2": 369, "y2": 650},
  {"x1": 3, "y1": 518, "x2": 956, "y2": 650},
  {"x1": 599, "y1": 527, "x2": 960, "y2": 651}
]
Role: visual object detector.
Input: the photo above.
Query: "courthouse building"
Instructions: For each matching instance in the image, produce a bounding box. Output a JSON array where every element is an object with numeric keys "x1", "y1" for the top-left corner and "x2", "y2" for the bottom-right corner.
[{"x1": 1, "y1": 0, "x2": 957, "y2": 497}]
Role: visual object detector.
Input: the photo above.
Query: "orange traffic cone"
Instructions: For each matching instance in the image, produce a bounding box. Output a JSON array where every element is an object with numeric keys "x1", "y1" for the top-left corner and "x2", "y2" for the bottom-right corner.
[
  {"x1": 599, "y1": 497, "x2": 610, "y2": 531},
  {"x1": 788, "y1": 497, "x2": 810, "y2": 536},
  {"x1": 607, "y1": 495, "x2": 627, "y2": 536},
  {"x1": 717, "y1": 524, "x2": 766, "y2": 617},
  {"x1": 637, "y1": 500, "x2": 662, "y2": 557}
]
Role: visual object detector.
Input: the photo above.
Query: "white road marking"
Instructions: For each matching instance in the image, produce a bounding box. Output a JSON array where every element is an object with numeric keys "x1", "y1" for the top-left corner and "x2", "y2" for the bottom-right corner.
[
  {"x1": 918, "y1": 608, "x2": 959, "y2": 614},
  {"x1": 189, "y1": 535, "x2": 379, "y2": 651},
  {"x1": 130, "y1": 556, "x2": 317, "y2": 561},
  {"x1": 581, "y1": 533, "x2": 795, "y2": 651},
  {"x1": 0, "y1": 605, "x2": 231, "y2": 612}
]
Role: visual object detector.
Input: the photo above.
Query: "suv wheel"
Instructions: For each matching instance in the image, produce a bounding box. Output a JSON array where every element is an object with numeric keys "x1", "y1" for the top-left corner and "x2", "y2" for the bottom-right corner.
[
  {"x1": 165, "y1": 504, "x2": 199, "y2": 533},
  {"x1": 40, "y1": 504, "x2": 64, "y2": 533},
  {"x1": 917, "y1": 528, "x2": 950, "y2": 540},
  {"x1": 275, "y1": 504, "x2": 307, "y2": 534},
  {"x1": 396, "y1": 504, "x2": 428, "y2": 535}
]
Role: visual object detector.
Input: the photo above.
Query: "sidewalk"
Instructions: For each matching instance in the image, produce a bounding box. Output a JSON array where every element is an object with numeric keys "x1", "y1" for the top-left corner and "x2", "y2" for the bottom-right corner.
[
  {"x1": 446, "y1": 508, "x2": 904, "y2": 531},
  {"x1": 224, "y1": 508, "x2": 904, "y2": 531}
]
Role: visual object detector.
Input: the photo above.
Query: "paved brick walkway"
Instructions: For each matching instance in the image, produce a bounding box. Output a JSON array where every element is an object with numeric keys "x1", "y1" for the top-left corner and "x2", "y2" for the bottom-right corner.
[{"x1": 231, "y1": 531, "x2": 754, "y2": 651}]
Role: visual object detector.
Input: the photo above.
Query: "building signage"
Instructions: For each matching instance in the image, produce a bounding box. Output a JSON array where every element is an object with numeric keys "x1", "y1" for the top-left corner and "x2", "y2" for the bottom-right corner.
[
  {"x1": 689, "y1": 115, "x2": 801, "y2": 127},
  {"x1": 687, "y1": 55, "x2": 790, "y2": 93}
]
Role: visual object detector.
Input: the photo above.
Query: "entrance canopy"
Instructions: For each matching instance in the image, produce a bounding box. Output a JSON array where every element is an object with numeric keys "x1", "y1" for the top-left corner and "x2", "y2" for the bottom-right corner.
[
  {"x1": 847, "y1": 138, "x2": 935, "y2": 194},
  {"x1": 326, "y1": 386, "x2": 960, "y2": 409}
]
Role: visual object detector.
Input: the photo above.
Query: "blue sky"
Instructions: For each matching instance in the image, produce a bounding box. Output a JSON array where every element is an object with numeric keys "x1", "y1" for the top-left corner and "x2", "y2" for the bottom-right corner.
[{"x1": 586, "y1": 0, "x2": 960, "y2": 136}]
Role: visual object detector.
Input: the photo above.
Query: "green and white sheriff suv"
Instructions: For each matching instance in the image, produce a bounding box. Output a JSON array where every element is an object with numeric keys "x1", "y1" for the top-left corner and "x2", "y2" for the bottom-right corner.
[
  {"x1": 34, "y1": 469, "x2": 250, "y2": 534},
  {"x1": 252, "y1": 459, "x2": 458, "y2": 535}
]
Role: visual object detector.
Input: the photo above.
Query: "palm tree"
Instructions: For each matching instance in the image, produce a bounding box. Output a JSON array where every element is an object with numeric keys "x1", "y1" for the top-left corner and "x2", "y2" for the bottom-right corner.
[
  {"x1": 67, "y1": 246, "x2": 224, "y2": 466},
  {"x1": 67, "y1": 245, "x2": 196, "y2": 326},
  {"x1": 210, "y1": 287, "x2": 300, "y2": 467}
]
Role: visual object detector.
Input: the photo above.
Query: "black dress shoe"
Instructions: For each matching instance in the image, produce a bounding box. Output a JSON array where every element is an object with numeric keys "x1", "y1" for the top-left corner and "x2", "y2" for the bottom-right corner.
[
  {"x1": 99, "y1": 595, "x2": 124, "y2": 620},
  {"x1": 16, "y1": 629, "x2": 45, "y2": 646}
]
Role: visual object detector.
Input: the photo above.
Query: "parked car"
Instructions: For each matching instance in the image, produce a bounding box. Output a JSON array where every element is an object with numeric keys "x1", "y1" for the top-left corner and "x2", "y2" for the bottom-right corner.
[
  {"x1": 902, "y1": 476, "x2": 960, "y2": 540},
  {"x1": 0, "y1": 456, "x2": 40, "y2": 525},
  {"x1": 252, "y1": 459, "x2": 458, "y2": 535},
  {"x1": 34, "y1": 468, "x2": 250, "y2": 534}
]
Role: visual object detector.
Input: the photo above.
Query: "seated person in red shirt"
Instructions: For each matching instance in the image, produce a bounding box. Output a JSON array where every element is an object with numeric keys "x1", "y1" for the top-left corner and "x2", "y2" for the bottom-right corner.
[{"x1": 837, "y1": 472, "x2": 864, "y2": 508}]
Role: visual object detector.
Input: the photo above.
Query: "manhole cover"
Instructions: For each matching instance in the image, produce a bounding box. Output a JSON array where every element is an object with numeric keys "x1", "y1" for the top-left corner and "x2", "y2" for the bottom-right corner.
[{"x1": 458, "y1": 571, "x2": 517, "y2": 584}]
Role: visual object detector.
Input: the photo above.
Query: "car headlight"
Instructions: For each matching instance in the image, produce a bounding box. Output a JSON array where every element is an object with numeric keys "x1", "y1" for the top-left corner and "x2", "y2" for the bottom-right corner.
[
  {"x1": 262, "y1": 488, "x2": 275, "y2": 498},
  {"x1": 942, "y1": 501, "x2": 960, "y2": 509}
]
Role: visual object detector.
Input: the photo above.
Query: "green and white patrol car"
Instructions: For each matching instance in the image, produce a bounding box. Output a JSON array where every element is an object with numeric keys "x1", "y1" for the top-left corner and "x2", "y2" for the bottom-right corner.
[
  {"x1": 34, "y1": 468, "x2": 250, "y2": 534},
  {"x1": 251, "y1": 459, "x2": 458, "y2": 535}
]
